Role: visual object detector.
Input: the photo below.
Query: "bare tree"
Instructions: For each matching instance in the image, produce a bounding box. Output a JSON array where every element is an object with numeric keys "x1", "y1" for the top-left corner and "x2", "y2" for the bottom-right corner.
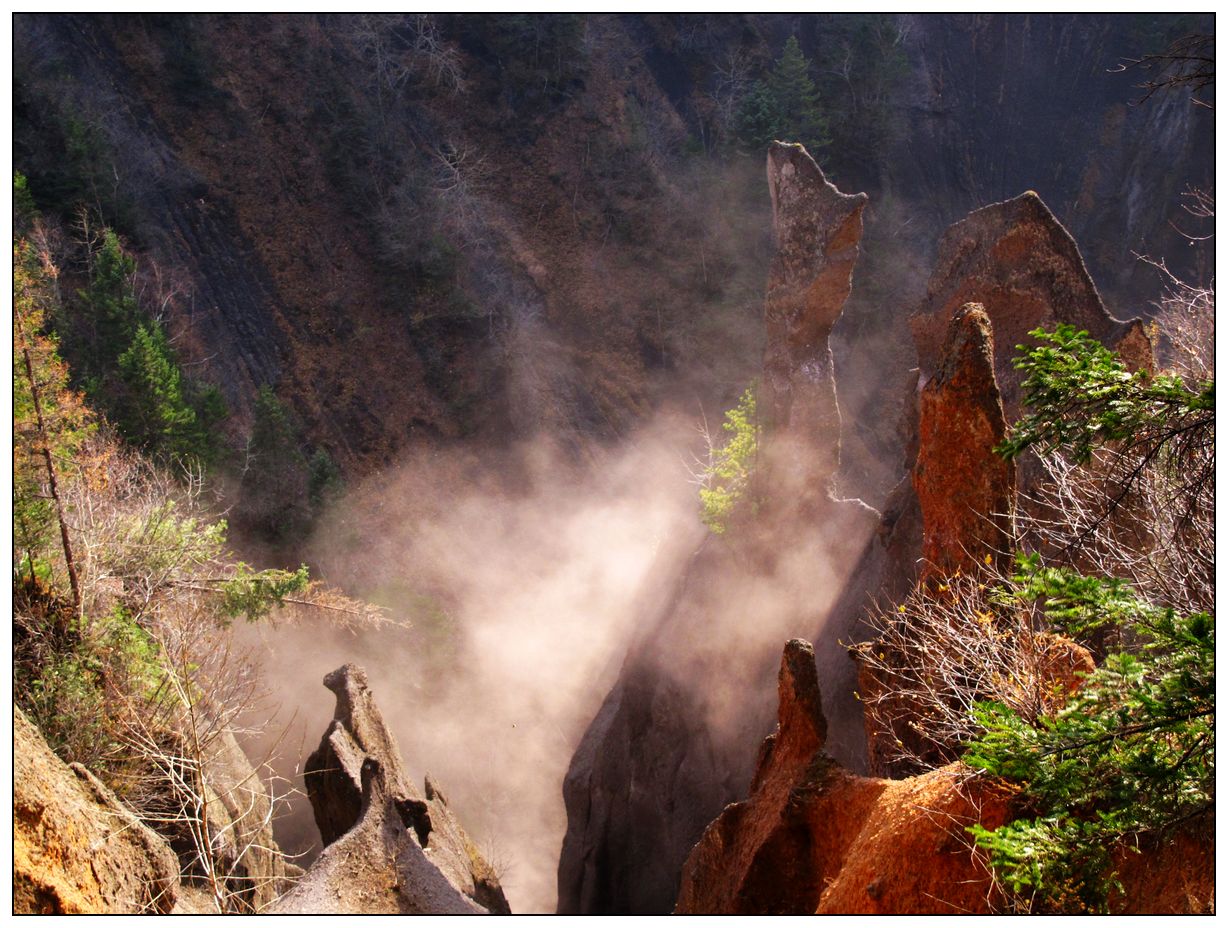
[
  {"x1": 114, "y1": 615, "x2": 298, "y2": 913},
  {"x1": 429, "y1": 140, "x2": 492, "y2": 235},
  {"x1": 406, "y1": 13, "x2": 466, "y2": 94},
  {"x1": 346, "y1": 13, "x2": 465, "y2": 102},
  {"x1": 855, "y1": 566, "x2": 1089, "y2": 774},
  {"x1": 1140, "y1": 188, "x2": 1215, "y2": 382},
  {"x1": 707, "y1": 47, "x2": 755, "y2": 141},
  {"x1": 1114, "y1": 33, "x2": 1215, "y2": 108}
]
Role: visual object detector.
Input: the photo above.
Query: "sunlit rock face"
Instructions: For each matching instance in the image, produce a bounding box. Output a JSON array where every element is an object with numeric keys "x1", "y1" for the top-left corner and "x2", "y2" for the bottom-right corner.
[
  {"x1": 13, "y1": 706, "x2": 181, "y2": 915},
  {"x1": 857, "y1": 197, "x2": 1161, "y2": 781},
  {"x1": 911, "y1": 191, "x2": 1149, "y2": 422},
  {"x1": 914, "y1": 303, "x2": 1014, "y2": 576},
  {"x1": 674, "y1": 639, "x2": 1016, "y2": 915},
  {"x1": 877, "y1": 191, "x2": 1155, "y2": 596},
  {"x1": 557, "y1": 144, "x2": 877, "y2": 915},
  {"x1": 762, "y1": 141, "x2": 867, "y2": 510},
  {"x1": 856, "y1": 304, "x2": 1017, "y2": 778},
  {"x1": 283, "y1": 664, "x2": 510, "y2": 915}
]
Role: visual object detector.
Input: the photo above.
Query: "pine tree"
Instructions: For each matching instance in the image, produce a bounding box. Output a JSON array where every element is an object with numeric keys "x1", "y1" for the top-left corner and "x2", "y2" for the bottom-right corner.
[
  {"x1": 65, "y1": 227, "x2": 225, "y2": 465},
  {"x1": 732, "y1": 81, "x2": 781, "y2": 151},
  {"x1": 767, "y1": 36, "x2": 829, "y2": 152},
  {"x1": 307, "y1": 448, "x2": 343, "y2": 509},
  {"x1": 735, "y1": 36, "x2": 830, "y2": 154},
  {"x1": 116, "y1": 322, "x2": 198, "y2": 458},
  {"x1": 240, "y1": 386, "x2": 310, "y2": 541},
  {"x1": 76, "y1": 229, "x2": 140, "y2": 385},
  {"x1": 699, "y1": 385, "x2": 761, "y2": 534}
]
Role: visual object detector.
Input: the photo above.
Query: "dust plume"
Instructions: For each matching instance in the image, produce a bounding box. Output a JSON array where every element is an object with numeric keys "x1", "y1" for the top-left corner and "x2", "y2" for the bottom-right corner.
[{"x1": 239, "y1": 412, "x2": 705, "y2": 912}]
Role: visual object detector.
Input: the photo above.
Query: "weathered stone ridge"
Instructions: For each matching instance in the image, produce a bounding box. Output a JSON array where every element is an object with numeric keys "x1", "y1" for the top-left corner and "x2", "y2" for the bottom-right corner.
[
  {"x1": 557, "y1": 663, "x2": 740, "y2": 915},
  {"x1": 762, "y1": 141, "x2": 868, "y2": 503},
  {"x1": 914, "y1": 303, "x2": 1015, "y2": 575},
  {"x1": 295, "y1": 664, "x2": 509, "y2": 915},
  {"x1": 674, "y1": 640, "x2": 1016, "y2": 915},
  {"x1": 14, "y1": 706, "x2": 181, "y2": 915},
  {"x1": 555, "y1": 537, "x2": 777, "y2": 915},
  {"x1": 275, "y1": 758, "x2": 489, "y2": 915},
  {"x1": 304, "y1": 663, "x2": 417, "y2": 847},
  {"x1": 910, "y1": 190, "x2": 1150, "y2": 421},
  {"x1": 675, "y1": 640, "x2": 1212, "y2": 915}
]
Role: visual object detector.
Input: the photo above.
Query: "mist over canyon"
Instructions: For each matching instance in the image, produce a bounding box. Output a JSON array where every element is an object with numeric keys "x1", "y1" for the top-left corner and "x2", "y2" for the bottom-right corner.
[{"x1": 12, "y1": 13, "x2": 1213, "y2": 916}]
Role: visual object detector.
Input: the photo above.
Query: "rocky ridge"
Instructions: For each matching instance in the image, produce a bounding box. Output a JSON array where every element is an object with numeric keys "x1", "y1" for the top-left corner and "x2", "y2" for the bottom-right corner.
[
  {"x1": 675, "y1": 640, "x2": 1016, "y2": 914},
  {"x1": 762, "y1": 140, "x2": 867, "y2": 507},
  {"x1": 277, "y1": 663, "x2": 510, "y2": 915},
  {"x1": 671, "y1": 177, "x2": 1211, "y2": 912},
  {"x1": 14, "y1": 706, "x2": 181, "y2": 915},
  {"x1": 675, "y1": 639, "x2": 1210, "y2": 914},
  {"x1": 910, "y1": 191, "x2": 1151, "y2": 422},
  {"x1": 562, "y1": 173, "x2": 1169, "y2": 912},
  {"x1": 877, "y1": 190, "x2": 1156, "y2": 598},
  {"x1": 913, "y1": 302, "x2": 1015, "y2": 576}
]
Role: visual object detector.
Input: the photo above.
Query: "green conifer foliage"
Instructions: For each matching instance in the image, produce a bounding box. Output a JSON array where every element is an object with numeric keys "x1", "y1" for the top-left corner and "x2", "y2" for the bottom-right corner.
[
  {"x1": 699, "y1": 385, "x2": 761, "y2": 534},
  {"x1": 307, "y1": 448, "x2": 344, "y2": 509},
  {"x1": 735, "y1": 36, "x2": 830, "y2": 154},
  {"x1": 965, "y1": 567, "x2": 1213, "y2": 913},
  {"x1": 66, "y1": 228, "x2": 225, "y2": 465},
  {"x1": 962, "y1": 328, "x2": 1215, "y2": 912},
  {"x1": 116, "y1": 322, "x2": 198, "y2": 457},
  {"x1": 766, "y1": 36, "x2": 829, "y2": 151},
  {"x1": 732, "y1": 81, "x2": 781, "y2": 152},
  {"x1": 240, "y1": 387, "x2": 311, "y2": 542},
  {"x1": 76, "y1": 229, "x2": 141, "y2": 385}
]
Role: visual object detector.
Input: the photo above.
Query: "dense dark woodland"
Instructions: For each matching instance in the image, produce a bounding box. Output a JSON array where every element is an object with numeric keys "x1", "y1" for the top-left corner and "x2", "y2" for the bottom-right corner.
[{"x1": 12, "y1": 13, "x2": 1214, "y2": 916}]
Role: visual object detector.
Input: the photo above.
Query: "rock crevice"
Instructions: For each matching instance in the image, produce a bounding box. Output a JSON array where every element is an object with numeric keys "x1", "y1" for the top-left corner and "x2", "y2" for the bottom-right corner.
[{"x1": 558, "y1": 143, "x2": 875, "y2": 915}]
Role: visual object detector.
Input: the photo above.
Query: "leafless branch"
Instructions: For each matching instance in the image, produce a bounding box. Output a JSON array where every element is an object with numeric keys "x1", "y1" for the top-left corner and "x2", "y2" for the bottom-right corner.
[{"x1": 1113, "y1": 34, "x2": 1215, "y2": 108}]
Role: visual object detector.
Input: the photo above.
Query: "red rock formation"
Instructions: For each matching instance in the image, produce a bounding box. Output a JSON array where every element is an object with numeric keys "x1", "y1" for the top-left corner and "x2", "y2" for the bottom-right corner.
[
  {"x1": 676, "y1": 640, "x2": 1212, "y2": 915},
  {"x1": 857, "y1": 305, "x2": 1015, "y2": 777},
  {"x1": 910, "y1": 191, "x2": 1151, "y2": 422},
  {"x1": 675, "y1": 641, "x2": 1015, "y2": 914},
  {"x1": 914, "y1": 303, "x2": 1014, "y2": 575},
  {"x1": 858, "y1": 194, "x2": 1161, "y2": 779},
  {"x1": 761, "y1": 141, "x2": 867, "y2": 507},
  {"x1": 880, "y1": 190, "x2": 1154, "y2": 598}
]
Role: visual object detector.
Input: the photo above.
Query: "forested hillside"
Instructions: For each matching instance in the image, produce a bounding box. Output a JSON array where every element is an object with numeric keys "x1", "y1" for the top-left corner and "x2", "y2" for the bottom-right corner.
[{"x1": 14, "y1": 14, "x2": 1212, "y2": 499}]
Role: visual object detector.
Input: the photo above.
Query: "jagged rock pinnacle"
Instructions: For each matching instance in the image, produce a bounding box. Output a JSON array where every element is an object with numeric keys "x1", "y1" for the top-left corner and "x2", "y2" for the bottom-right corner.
[
  {"x1": 914, "y1": 303, "x2": 1015, "y2": 575},
  {"x1": 762, "y1": 141, "x2": 868, "y2": 508},
  {"x1": 287, "y1": 664, "x2": 510, "y2": 915}
]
